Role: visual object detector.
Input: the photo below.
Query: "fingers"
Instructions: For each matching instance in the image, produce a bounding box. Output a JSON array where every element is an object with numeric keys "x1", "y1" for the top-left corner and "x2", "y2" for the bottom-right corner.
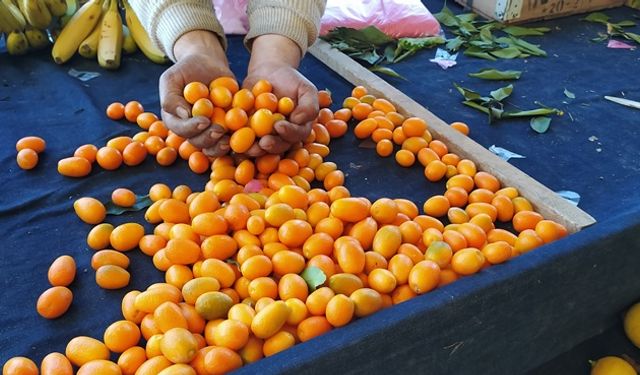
[
  {"x1": 159, "y1": 69, "x2": 192, "y2": 121},
  {"x1": 290, "y1": 80, "x2": 319, "y2": 126},
  {"x1": 245, "y1": 142, "x2": 266, "y2": 158},
  {"x1": 203, "y1": 135, "x2": 230, "y2": 157},
  {"x1": 187, "y1": 124, "x2": 225, "y2": 149},
  {"x1": 162, "y1": 112, "x2": 211, "y2": 138},
  {"x1": 274, "y1": 120, "x2": 312, "y2": 144},
  {"x1": 259, "y1": 135, "x2": 292, "y2": 154}
]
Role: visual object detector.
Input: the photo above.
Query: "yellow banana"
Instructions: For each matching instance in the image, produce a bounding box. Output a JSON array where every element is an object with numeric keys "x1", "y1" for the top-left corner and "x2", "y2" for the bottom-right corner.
[
  {"x1": 97, "y1": 0, "x2": 122, "y2": 69},
  {"x1": 59, "y1": 0, "x2": 77, "y2": 27},
  {"x1": 122, "y1": 24, "x2": 137, "y2": 54},
  {"x1": 43, "y1": 0, "x2": 66, "y2": 17},
  {"x1": 20, "y1": 0, "x2": 51, "y2": 29},
  {"x1": 77, "y1": 16, "x2": 101, "y2": 58},
  {"x1": 0, "y1": 0, "x2": 26, "y2": 32},
  {"x1": 123, "y1": 0, "x2": 168, "y2": 64},
  {"x1": 77, "y1": 0, "x2": 105, "y2": 58},
  {"x1": 6, "y1": 30, "x2": 29, "y2": 54},
  {"x1": 25, "y1": 25, "x2": 48, "y2": 48},
  {"x1": 51, "y1": 0, "x2": 101, "y2": 64}
]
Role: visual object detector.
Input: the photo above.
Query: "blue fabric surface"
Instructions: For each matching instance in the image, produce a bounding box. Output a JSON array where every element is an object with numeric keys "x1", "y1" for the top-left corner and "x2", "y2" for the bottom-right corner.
[{"x1": 1, "y1": 3, "x2": 640, "y2": 374}]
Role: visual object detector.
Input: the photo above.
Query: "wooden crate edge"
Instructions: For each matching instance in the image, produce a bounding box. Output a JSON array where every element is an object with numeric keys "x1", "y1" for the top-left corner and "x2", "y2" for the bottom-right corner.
[{"x1": 308, "y1": 40, "x2": 596, "y2": 233}]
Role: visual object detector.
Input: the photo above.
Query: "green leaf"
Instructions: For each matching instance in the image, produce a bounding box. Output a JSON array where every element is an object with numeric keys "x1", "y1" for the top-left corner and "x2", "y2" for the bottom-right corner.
[
  {"x1": 564, "y1": 88, "x2": 576, "y2": 99},
  {"x1": 509, "y1": 37, "x2": 547, "y2": 56},
  {"x1": 446, "y1": 37, "x2": 464, "y2": 51},
  {"x1": 490, "y1": 84, "x2": 514, "y2": 101},
  {"x1": 369, "y1": 65, "x2": 406, "y2": 80},
  {"x1": 530, "y1": 117, "x2": 552, "y2": 133},
  {"x1": 479, "y1": 27, "x2": 493, "y2": 42},
  {"x1": 456, "y1": 13, "x2": 478, "y2": 23},
  {"x1": 624, "y1": 32, "x2": 640, "y2": 44},
  {"x1": 462, "y1": 100, "x2": 490, "y2": 114},
  {"x1": 393, "y1": 36, "x2": 445, "y2": 63},
  {"x1": 353, "y1": 49, "x2": 381, "y2": 65},
  {"x1": 105, "y1": 194, "x2": 153, "y2": 215},
  {"x1": 503, "y1": 107, "x2": 563, "y2": 117},
  {"x1": 468, "y1": 69, "x2": 522, "y2": 80},
  {"x1": 612, "y1": 20, "x2": 636, "y2": 27},
  {"x1": 458, "y1": 21, "x2": 479, "y2": 36},
  {"x1": 502, "y1": 26, "x2": 550, "y2": 36},
  {"x1": 329, "y1": 25, "x2": 394, "y2": 46},
  {"x1": 583, "y1": 12, "x2": 610, "y2": 24},
  {"x1": 489, "y1": 47, "x2": 522, "y2": 59},
  {"x1": 434, "y1": 5, "x2": 459, "y2": 27},
  {"x1": 464, "y1": 49, "x2": 497, "y2": 60},
  {"x1": 301, "y1": 266, "x2": 326, "y2": 292},
  {"x1": 454, "y1": 83, "x2": 483, "y2": 101}
]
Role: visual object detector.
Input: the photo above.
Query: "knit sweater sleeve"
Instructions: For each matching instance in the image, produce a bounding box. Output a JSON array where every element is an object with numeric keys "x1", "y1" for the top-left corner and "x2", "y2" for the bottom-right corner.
[
  {"x1": 245, "y1": 0, "x2": 327, "y2": 56},
  {"x1": 129, "y1": 0, "x2": 227, "y2": 62}
]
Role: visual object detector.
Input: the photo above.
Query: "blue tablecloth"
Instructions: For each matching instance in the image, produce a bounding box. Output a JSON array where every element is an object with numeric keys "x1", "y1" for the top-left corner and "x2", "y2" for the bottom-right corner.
[{"x1": 1, "y1": 2, "x2": 639, "y2": 374}]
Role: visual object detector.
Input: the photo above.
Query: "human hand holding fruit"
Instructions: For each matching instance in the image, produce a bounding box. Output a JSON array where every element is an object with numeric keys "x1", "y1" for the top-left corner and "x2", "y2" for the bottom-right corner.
[
  {"x1": 160, "y1": 30, "x2": 234, "y2": 157},
  {"x1": 243, "y1": 34, "x2": 318, "y2": 155}
]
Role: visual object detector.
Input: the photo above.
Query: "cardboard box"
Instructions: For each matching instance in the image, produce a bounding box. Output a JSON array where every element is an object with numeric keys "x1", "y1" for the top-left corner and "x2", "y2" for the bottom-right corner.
[{"x1": 454, "y1": 0, "x2": 626, "y2": 24}]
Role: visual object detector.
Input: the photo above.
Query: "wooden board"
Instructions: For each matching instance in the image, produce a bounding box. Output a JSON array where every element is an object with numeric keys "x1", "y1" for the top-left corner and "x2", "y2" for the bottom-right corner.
[{"x1": 309, "y1": 39, "x2": 596, "y2": 233}]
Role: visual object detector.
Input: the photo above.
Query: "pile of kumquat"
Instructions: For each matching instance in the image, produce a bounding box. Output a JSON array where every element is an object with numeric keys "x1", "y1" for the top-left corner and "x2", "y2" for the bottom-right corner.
[{"x1": 4, "y1": 81, "x2": 568, "y2": 375}]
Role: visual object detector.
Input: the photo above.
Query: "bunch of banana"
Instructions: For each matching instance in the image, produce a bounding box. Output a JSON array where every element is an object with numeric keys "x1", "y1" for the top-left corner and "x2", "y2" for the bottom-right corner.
[
  {"x1": 50, "y1": 0, "x2": 166, "y2": 69},
  {"x1": 0, "y1": 0, "x2": 72, "y2": 55}
]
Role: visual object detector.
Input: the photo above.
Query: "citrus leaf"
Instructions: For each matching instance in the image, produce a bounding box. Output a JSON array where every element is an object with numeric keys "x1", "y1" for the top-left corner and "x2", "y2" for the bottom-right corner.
[
  {"x1": 369, "y1": 65, "x2": 406, "y2": 80},
  {"x1": 504, "y1": 107, "x2": 563, "y2": 117},
  {"x1": 490, "y1": 84, "x2": 514, "y2": 101},
  {"x1": 301, "y1": 266, "x2": 326, "y2": 292},
  {"x1": 509, "y1": 37, "x2": 547, "y2": 56},
  {"x1": 502, "y1": 26, "x2": 550, "y2": 36},
  {"x1": 434, "y1": 5, "x2": 459, "y2": 27},
  {"x1": 624, "y1": 32, "x2": 640, "y2": 44},
  {"x1": 613, "y1": 20, "x2": 636, "y2": 27},
  {"x1": 464, "y1": 49, "x2": 497, "y2": 60},
  {"x1": 469, "y1": 69, "x2": 522, "y2": 80},
  {"x1": 530, "y1": 117, "x2": 552, "y2": 133},
  {"x1": 454, "y1": 83, "x2": 482, "y2": 101},
  {"x1": 105, "y1": 194, "x2": 152, "y2": 215},
  {"x1": 583, "y1": 12, "x2": 610, "y2": 24},
  {"x1": 564, "y1": 88, "x2": 576, "y2": 99},
  {"x1": 489, "y1": 47, "x2": 521, "y2": 59},
  {"x1": 226, "y1": 259, "x2": 240, "y2": 267}
]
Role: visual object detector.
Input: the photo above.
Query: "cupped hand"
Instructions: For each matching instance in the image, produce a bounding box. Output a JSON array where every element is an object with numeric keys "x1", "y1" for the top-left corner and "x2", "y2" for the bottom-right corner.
[
  {"x1": 159, "y1": 31, "x2": 233, "y2": 157},
  {"x1": 243, "y1": 62, "x2": 318, "y2": 155}
]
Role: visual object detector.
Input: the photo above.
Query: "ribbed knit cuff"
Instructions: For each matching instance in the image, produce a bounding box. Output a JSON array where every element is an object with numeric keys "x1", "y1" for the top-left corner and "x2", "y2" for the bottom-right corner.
[
  {"x1": 245, "y1": 5, "x2": 320, "y2": 56},
  {"x1": 155, "y1": 1, "x2": 227, "y2": 61}
]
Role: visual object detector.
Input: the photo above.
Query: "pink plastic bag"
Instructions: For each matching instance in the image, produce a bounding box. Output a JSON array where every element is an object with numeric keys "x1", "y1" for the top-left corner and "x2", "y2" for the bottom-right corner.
[
  {"x1": 320, "y1": 0, "x2": 441, "y2": 38},
  {"x1": 213, "y1": 0, "x2": 440, "y2": 38}
]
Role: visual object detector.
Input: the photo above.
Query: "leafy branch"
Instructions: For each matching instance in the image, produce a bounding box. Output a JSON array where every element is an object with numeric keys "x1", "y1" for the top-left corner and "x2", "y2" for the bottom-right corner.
[{"x1": 322, "y1": 26, "x2": 445, "y2": 79}]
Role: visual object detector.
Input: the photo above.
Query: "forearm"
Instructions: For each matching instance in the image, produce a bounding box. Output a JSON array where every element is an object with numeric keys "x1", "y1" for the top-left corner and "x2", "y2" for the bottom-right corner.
[
  {"x1": 174, "y1": 30, "x2": 228, "y2": 65},
  {"x1": 245, "y1": 0, "x2": 327, "y2": 56},
  {"x1": 248, "y1": 34, "x2": 301, "y2": 71},
  {"x1": 130, "y1": 0, "x2": 226, "y2": 62}
]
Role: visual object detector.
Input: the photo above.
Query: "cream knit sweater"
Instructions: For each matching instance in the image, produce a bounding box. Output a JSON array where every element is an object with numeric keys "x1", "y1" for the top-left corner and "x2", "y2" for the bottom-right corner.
[{"x1": 130, "y1": 0, "x2": 327, "y2": 61}]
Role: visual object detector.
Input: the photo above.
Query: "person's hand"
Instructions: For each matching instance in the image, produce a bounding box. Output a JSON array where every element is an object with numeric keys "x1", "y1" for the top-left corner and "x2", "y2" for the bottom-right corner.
[
  {"x1": 159, "y1": 30, "x2": 233, "y2": 157},
  {"x1": 244, "y1": 34, "x2": 319, "y2": 155}
]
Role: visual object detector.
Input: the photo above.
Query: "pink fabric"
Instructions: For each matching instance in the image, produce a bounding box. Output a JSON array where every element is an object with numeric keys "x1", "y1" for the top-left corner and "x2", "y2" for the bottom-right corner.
[{"x1": 213, "y1": 0, "x2": 441, "y2": 38}]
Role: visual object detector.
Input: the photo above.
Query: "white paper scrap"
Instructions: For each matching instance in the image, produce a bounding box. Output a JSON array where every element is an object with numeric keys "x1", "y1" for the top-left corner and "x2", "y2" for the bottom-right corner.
[{"x1": 488, "y1": 145, "x2": 526, "y2": 161}]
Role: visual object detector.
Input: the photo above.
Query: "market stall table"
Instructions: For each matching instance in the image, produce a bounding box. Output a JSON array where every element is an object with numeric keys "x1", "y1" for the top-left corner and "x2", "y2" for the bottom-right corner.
[{"x1": 1, "y1": 3, "x2": 639, "y2": 374}]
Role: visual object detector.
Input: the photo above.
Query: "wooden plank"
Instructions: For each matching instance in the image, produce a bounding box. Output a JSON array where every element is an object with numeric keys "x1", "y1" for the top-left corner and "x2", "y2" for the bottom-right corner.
[{"x1": 309, "y1": 39, "x2": 596, "y2": 233}]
